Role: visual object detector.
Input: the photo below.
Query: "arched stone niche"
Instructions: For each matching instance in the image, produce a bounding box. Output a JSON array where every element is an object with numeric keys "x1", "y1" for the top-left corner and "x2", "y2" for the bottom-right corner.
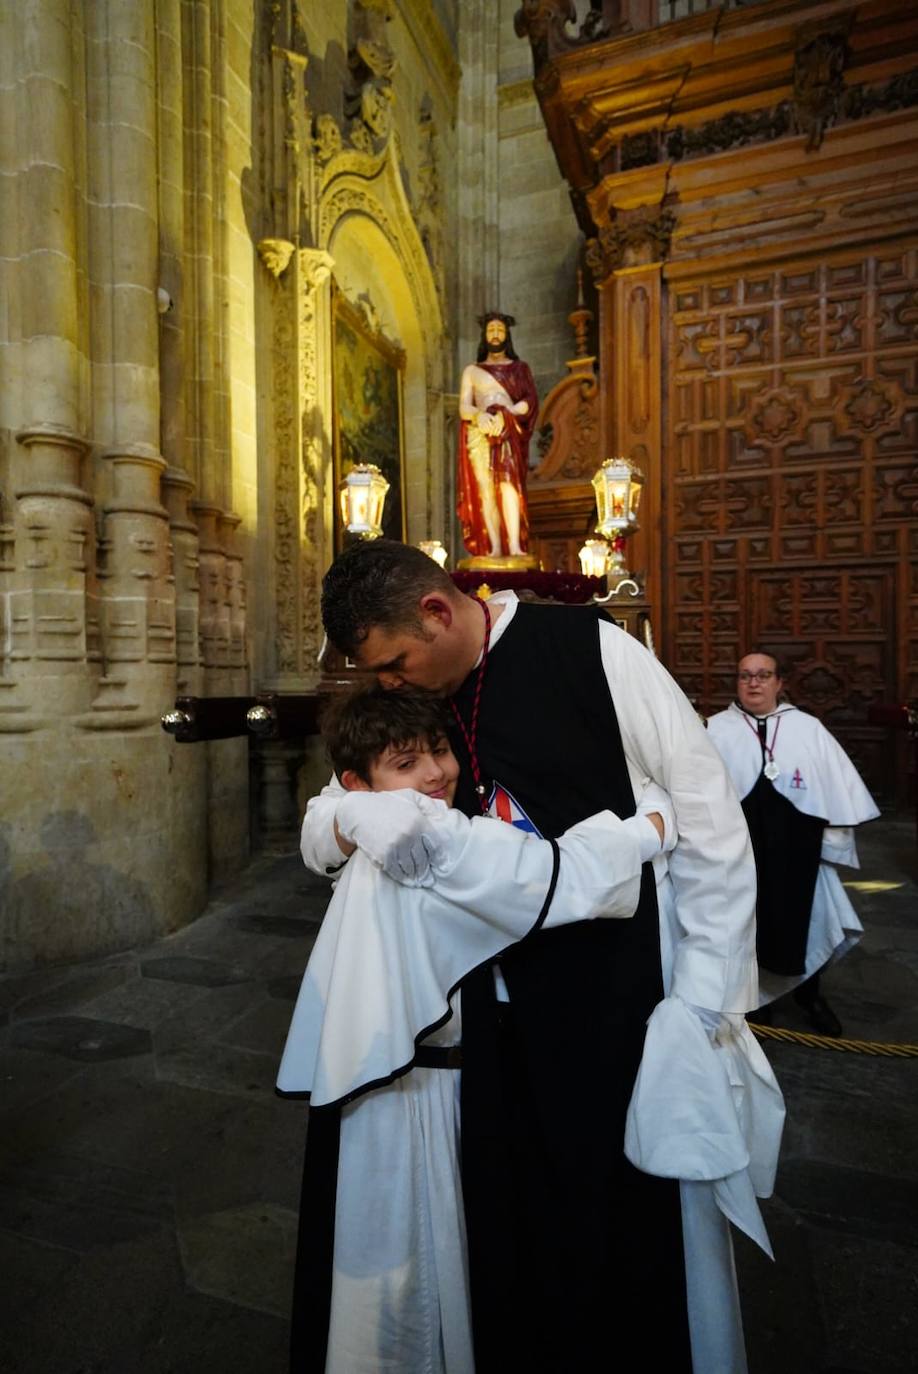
[
  {"x1": 328, "y1": 215, "x2": 431, "y2": 542},
  {"x1": 259, "y1": 139, "x2": 450, "y2": 693},
  {"x1": 260, "y1": 138, "x2": 451, "y2": 693},
  {"x1": 318, "y1": 139, "x2": 448, "y2": 551}
]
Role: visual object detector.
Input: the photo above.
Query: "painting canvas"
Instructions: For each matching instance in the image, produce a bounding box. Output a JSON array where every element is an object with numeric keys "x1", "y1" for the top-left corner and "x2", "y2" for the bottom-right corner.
[{"x1": 333, "y1": 292, "x2": 406, "y2": 547}]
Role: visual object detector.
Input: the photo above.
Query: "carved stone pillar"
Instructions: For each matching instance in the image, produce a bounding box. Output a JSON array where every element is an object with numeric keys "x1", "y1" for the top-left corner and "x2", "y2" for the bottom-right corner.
[
  {"x1": 260, "y1": 243, "x2": 334, "y2": 690},
  {"x1": 162, "y1": 466, "x2": 201, "y2": 697},
  {"x1": 3, "y1": 0, "x2": 98, "y2": 727},
  {"x1": 218, "y1": 511, "x2": 247, "y2": 696},
  {"x1": 81, "y1": 0, "x2": 175, "y2": 729},
  {"x1": 457, "y1": 0, "x2": 499, "y2": 370},
  {"x1": 256, "y1": 738, "x2": 304, "y2": 852},
  {"x1": 299, "y1": 248, "x2": 336, "y2": 684},
  {"x1": 191, "y1": 502, "x2": 231, "y2": 692},
  {"x1": 6, "y1": 430, "x2": 99, "y2": 727}
]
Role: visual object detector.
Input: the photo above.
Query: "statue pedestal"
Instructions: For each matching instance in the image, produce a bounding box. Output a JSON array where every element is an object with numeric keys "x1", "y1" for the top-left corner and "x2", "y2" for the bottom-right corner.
[
  {"x1": 450, "y1": 569, "x2": 655, "y2": 650},
  {"x1": 457, "y1": 553, "x2": 540, "y2": 572}
]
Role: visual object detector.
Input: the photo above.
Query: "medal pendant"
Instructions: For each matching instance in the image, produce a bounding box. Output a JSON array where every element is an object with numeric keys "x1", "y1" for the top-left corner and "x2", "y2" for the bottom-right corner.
[
  {"x1": 764, "y1": 759, "x2": 779, "y2": 781},
  {"x1": 475, "y1": 783, "x2": 486, "y2": 795}
]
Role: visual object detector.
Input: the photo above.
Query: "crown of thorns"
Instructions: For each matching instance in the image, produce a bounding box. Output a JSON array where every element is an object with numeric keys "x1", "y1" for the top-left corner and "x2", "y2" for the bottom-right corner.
[{"x1": 477, "y1": 311, "x2": 516, "y2": 328}]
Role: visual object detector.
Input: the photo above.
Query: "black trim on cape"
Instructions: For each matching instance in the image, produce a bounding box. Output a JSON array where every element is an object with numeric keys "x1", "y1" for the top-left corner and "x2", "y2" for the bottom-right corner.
[{"x1": 276, "y1": 838, "x2": 561, "y2": 1111}]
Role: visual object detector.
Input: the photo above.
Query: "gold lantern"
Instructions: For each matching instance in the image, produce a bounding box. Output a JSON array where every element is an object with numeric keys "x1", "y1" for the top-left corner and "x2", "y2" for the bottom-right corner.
[
  {"x1": 592, "y1": 457, "x2": 643, "y2": 540},
  {"x1": 339, "y1": 463, "x2": 389, "y2": 539},
  {"x1": 590, "y1": 457, "x2": 643, "y2": 596},
  {"x1": 418, "y1": 539, "x2": 448, "y2": 569},
  {"x1": 578, "y1": 539, "x2": 611, "y2": 578}
]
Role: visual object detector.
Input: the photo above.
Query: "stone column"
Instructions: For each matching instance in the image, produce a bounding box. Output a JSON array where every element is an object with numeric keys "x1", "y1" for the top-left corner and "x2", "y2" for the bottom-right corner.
[
  {"x1": 457, "y1": 0, "x2": 500, "y2": 372},
  {"x1": 183, "y1": 0, "x2": 217, "y2": 505},
  {"x1": 192, "y1": 503, "x2": 230, "y2": 692},
  {"x1": 256, "y1": 738, "x2": 304, "y2": 852},
  {"x1": 155, "y1": 0, "x2": 187, "y2": 479},
  {"x1": 299, "y1": 248, "x2": 335, "y2": 687},
  {"x1": 219, "y1": 511, "x2": 247, "y2": 696},
  {"x1": 83, "y1": 0, "x2": 175, "y2": 729},
  {"x1": 162, "y1": 466, "x2": 201, "y2": 697},
  {"x1": 3, "y1": 0, "x2": 98, "y2": 728},
  {"x1": 259, "y1": 243, "x2": 333, "y2": 691}
]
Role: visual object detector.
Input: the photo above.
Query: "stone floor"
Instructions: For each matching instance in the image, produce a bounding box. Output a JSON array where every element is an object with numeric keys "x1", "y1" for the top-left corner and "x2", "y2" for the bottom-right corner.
[{"x1": 1, "y1": 818, "x2": 916, "y2": 1374}]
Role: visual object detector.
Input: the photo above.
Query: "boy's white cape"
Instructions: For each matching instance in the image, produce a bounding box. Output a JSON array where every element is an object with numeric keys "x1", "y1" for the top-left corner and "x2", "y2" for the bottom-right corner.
[
  {"x1": 277, "y1": 804, "x2": 643, "y2": 1105},
  {"x1": 279, "y1": 798, "x2": 786, "y2": 1374}
]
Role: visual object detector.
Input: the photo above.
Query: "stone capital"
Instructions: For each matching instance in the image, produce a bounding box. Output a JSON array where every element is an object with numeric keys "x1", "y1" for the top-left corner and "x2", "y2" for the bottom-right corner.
[
  {"x1": 258, "y1": 238, "x2": 296, "y2": 279},
  {"x1": 299, "y1": 248, "x2": 335, "y2": 291}
]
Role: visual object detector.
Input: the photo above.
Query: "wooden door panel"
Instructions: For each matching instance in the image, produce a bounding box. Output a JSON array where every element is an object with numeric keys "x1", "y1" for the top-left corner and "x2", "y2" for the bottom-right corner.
[{"x1": 662, "y1": 244, "x2": 918, "y2": 803}]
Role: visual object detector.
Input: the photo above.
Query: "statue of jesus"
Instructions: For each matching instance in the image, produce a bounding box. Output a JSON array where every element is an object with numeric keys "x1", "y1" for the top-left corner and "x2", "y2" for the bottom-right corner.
[{"x1": 457, "y1": 312, "x2": 539, "y2": 565}]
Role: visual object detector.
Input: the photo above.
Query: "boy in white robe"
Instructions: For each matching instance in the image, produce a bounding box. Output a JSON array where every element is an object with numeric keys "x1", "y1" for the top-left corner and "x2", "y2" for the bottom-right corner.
[{"x1": 279, "y1": 686, "x2": 674, "y2": 1374}]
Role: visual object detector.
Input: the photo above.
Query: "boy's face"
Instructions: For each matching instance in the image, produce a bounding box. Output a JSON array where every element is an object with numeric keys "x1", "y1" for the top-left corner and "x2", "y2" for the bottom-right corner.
[{"x1": 344, "y1": 734, "x2": 460, "y2": 805}]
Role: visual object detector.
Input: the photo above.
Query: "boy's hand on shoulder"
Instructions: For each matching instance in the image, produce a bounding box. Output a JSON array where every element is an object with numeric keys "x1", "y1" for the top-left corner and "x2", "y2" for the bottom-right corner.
[{"x1": 334, "y1": 790, "x2": 446, "y2": 887}]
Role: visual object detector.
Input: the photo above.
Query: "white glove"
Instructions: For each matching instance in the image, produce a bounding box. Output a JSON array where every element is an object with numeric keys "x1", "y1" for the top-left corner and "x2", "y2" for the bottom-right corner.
[
  {"x1": 334, "y1": 790, "x2": 447, "y2": 887},
  {"x1": 687, "y1": 1002, "x2": 728, "y2": 1044},
  {"x1": 634, "y1": 780, "x2": 678, "y2": 856}
]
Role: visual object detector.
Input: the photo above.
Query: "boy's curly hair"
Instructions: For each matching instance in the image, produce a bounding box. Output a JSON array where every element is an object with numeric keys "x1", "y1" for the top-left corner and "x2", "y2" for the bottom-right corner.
[{"x1": 321, "y1": 683, "x2": 452, "y2": 783}]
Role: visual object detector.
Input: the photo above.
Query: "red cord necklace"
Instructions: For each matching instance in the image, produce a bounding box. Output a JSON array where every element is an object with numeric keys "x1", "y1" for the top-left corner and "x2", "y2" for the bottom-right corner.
[
  {"x1": 741, "y1": 709, "x2": 783, "y2": 780},
  {"x1": 449, "y1": 597, "x2": 492, "y2": 815}
]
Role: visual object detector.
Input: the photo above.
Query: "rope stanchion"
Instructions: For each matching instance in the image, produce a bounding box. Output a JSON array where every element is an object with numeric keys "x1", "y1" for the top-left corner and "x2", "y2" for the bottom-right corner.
[{"x1": 749, "y1": 1023, "x2": 918, "y2": 1058}]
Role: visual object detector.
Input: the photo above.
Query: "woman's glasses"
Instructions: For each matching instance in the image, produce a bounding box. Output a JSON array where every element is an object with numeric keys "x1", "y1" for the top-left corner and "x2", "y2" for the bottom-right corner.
[{"x1": 737, "y1": 670, "x2": 776, "y2": 683}]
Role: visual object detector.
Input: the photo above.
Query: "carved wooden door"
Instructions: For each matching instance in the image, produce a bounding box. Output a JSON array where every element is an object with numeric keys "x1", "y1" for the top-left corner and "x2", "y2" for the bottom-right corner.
[{"x1": 662, "y1": 243, "x2": 918, "y2": 804}]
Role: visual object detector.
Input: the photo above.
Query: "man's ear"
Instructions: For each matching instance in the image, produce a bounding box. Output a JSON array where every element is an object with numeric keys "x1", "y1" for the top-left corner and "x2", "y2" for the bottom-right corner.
[
  {"x1": 418, "y1": 592, "x2": 454, "y2": 629},
  {"x1": 340, "y1": 770, "x2": 372, "y2": 792}
]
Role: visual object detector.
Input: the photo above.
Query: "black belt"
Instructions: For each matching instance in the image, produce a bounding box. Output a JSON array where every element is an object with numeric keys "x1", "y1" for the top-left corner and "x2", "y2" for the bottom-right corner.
[{"x1": 414, "y1": 1044, "x2": 463, "y2": 1069}]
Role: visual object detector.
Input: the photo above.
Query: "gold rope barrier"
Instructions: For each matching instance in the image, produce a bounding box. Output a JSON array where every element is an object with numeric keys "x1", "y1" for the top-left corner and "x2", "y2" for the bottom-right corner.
[{"x1": 750, "y1": 1023, "x2": 918, "y2": 1058}]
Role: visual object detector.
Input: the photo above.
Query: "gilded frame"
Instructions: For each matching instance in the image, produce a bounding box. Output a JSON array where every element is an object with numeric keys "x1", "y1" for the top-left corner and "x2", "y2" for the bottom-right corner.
[{"x1": 332, "y1": 287, "x2": 407, "y2": 549}]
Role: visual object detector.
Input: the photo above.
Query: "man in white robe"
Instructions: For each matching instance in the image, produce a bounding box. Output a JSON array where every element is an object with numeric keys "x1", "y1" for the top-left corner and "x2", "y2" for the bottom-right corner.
[
  {"x1": 304, "y1": 541, "x2": 787, "y2": 1374},
  {"x1": 708, "y1": 649, "x2": 879, "y2": 1033}
]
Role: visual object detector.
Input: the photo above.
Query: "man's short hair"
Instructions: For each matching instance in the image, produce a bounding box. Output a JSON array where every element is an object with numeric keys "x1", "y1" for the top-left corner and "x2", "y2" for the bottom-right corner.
[
  {"x1": 321, "y1": 683, "x2": 451, "y2": 782},
  {"x1": 321, "y1": 539, "x2": 458, "y2": 657}
]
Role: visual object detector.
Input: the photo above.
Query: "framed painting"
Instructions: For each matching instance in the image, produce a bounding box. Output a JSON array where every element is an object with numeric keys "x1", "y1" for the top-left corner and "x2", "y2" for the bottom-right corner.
[{"x1": 332, "y1": 289, "x2": 407, "y2": 548}]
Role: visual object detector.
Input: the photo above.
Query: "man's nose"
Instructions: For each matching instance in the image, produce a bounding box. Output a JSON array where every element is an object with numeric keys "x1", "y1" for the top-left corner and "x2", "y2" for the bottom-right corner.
[{"x1": 378, "y1": 671, "x2": 405, "y2": 690}]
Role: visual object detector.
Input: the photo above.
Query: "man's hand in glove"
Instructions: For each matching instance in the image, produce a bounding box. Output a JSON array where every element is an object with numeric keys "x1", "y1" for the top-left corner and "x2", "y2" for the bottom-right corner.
[{"x1": 333, "y1": 789, "x2": 446, "y2": 886}]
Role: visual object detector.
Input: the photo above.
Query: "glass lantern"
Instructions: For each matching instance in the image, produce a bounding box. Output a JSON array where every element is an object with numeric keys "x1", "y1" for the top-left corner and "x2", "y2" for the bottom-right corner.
[
  {"x1": 591, "y1": 457, "x2": 644, "y2": 540},
  {"x1": 339, "y1": 463, "x2": 389, "y2": 539}
]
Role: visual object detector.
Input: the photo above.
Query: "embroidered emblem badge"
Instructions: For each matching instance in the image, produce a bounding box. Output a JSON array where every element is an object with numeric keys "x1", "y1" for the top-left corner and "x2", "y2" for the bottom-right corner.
[
  {"x1": 791, "y1": 768, "x2": 806, "y2": 789},
  {"x1": 487, "y1": 783, "x2": 542, "y2": 836}
]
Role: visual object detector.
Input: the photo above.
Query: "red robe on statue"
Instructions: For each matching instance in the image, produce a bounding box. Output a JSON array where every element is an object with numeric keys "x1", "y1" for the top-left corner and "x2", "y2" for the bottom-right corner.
[{"x1": 457, "y1": 360, "x2": 539, "y2": 558}]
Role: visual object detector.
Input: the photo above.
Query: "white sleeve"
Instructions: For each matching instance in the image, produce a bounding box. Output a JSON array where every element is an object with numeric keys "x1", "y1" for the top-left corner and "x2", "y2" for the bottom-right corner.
[
  {"x1": 428, "y1": 808, "x2": 643, "y2": 926},
  {"x1": 300, "y1": 775, "x2": 350, "y2": 876},
  {"x1": 820, "y1": 825, "x2": 859, "y2": 869},
  {"x1": 551, "y1": 810, "x2": 644, "y2": 922},
  {"x1": 599, "y1": 622, "x2": 758, "y2": 1012}
]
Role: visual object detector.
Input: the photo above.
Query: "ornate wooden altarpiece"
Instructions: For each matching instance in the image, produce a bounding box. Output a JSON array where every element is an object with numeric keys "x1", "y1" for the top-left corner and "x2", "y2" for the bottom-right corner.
[{"x1": 516, "y1": 0, "x2": 918, "y2": 805}]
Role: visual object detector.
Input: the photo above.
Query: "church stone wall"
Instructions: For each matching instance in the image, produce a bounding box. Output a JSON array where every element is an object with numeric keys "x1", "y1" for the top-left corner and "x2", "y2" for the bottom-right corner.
[
  {"x1": 493, "y1": 0, "x2": 584, "y2": 404},
  {"x1": 0, "y1": 0, "x2": 461, "y2": 970}
]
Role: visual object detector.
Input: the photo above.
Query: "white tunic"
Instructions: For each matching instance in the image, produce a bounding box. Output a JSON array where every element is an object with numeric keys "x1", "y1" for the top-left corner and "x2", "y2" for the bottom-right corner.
[
  {"x1": 281, "y1": 807, "x2": 647, "y2": 1374},
  {"x1": 298, "y1": 595, "x2": 785, "y2": 1374},
  {"x1": 707, "y1": 701, "x2": 880, "y2": 1002}
]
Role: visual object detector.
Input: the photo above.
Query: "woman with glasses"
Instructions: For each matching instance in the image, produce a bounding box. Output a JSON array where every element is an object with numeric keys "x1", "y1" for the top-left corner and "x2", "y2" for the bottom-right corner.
[{"x1": 707, "y1": 651, "x2": 879, "y2": 1036}]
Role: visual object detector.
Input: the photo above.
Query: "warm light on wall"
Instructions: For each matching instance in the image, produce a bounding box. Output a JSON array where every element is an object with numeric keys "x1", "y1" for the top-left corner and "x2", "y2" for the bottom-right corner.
[
  {"x1": 418, "y1": 539, "x2": 448, "y2": 568},
  {"x1": 339, "y1": 463, "x2": 389, "y2": 539}
]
